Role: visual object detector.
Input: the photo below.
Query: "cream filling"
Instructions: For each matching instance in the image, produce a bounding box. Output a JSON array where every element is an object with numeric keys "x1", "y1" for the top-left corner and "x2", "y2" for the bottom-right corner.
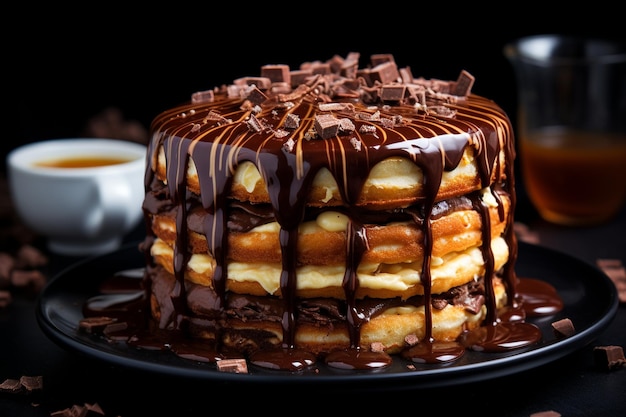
[
  {"x1": 156, "y1": 146, "x2": 503, "y2": 202},
  {"x1": 151, "y1": 236, "x2": 508, "y2": 295}
]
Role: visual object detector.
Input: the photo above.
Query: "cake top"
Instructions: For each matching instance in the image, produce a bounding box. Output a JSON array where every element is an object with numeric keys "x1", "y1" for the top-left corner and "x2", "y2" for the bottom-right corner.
[{"x1": 148, "y1": 52, "x2": 514, "y2": 219}]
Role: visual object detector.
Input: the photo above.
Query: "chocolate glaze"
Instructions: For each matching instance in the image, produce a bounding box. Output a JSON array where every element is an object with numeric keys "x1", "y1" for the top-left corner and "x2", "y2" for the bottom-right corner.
[{"x1": 102, "y1": 53, "x2": 564, "y2": 371}]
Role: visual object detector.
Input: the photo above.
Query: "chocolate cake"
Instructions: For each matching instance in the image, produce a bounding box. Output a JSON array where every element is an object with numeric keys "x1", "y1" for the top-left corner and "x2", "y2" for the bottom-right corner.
[{"x1": 137, "y1": 52, "x2": 544, "y2": 371}]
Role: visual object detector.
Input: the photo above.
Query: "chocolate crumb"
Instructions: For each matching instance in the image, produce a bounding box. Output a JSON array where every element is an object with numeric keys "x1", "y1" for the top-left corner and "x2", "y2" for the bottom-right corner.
[
  {"x1": 370, "y1": 342, "x2": 385, "y2": 352},
  {"x1": 404, "y1": 333, "x2": 419, "y2": 346},
  {"x1": 593, "y1": 345, "x2": 626, "y2": 371},
  {"x1": 216, "y1": 358, "x2": 249, "y2": 373},
  {"x1": 551, "y1": 318, "x2": 575, "y2": 338}
]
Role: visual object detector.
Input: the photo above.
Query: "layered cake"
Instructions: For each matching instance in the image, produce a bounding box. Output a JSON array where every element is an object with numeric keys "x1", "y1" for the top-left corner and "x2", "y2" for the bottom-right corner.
[{"x1": 139, "y1": 52, "x2": 536, "y2": 371}]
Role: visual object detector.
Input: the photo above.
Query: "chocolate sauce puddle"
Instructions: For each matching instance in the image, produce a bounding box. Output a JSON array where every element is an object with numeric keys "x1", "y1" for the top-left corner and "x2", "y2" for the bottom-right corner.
[{"x1": 82, "y1": 264, "x2": 562, "y2": 371}]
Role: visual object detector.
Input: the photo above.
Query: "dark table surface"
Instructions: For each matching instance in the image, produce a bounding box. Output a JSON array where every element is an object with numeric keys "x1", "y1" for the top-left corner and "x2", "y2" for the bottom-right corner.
[{"x1": 2, "y1": 198, "x2": 625, "y2": 417}]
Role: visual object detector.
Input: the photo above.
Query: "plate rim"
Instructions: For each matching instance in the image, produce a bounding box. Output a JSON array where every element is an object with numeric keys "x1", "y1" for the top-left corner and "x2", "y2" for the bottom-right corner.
[{"x1": 36, "y1": 241, "x2": 619, "y2": 389}]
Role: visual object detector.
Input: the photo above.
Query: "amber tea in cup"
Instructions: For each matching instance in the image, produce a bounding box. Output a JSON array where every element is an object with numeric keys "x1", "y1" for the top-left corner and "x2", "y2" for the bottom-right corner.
[
  {"x1": 34, "y1": 156, "x2": 135, "y2": 169},
  {"x1": 505, "y1": 35, "x2": 626, "y2": 226}
]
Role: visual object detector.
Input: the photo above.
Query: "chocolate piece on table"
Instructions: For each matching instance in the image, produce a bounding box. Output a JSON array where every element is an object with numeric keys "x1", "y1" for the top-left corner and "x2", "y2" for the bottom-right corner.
[
  {"x1": 0, "y1": 378, "x2": 22, "y2": 393},
  {"x1": 16, "y1": 243, "x2": 48, "y2": 268},
  {"x1": 597, "y1": 258, "x2": 626, "y2": 303},
  {"x1": 593, "y1": 345, "x2": 626, "y2": 371},
  {"x1": 0, "y1": 290, "x2": 11, "y2": 308},
  {"x1": 530, "y1": 411, "x2": 561, "y2": 417},
  {"x1": 19, "y1": 375, "x2": 43, "y2": 391},
  {"x1": 10, "y1": 269, "x2": 46, "y2": 293}
]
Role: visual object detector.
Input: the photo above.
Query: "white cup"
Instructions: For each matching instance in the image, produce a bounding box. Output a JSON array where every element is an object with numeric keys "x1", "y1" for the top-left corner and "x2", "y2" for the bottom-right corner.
[{"x1": 7, "y1": 138, "x2": 147, "y2": 256}]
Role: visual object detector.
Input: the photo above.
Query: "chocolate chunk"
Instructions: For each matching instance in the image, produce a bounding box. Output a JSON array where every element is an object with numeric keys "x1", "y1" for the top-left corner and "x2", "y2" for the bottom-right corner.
[
  {"x1": 369, "y1": 61, "x2": 400, "y2": 85},
  {"x1": 240, "y1": 76, "x2": 272, "y2": 90},
  {"x1": 19, "y1": 375, "x2": 43, "y2": 391},
  {"x1": 530, "y1": 411, "x2": 561, "y2": 417},
  {"x1": 0, "y1": 252, "x2": 15, "y2": 282},
  {"x1": 79, "y1": 316, "x2": 118, "y2": 334},
  {"x1": 370, "y1": 53, "x2": 395, "y2": 66},
  {"x1": 0, "y1": 378, "x2": 22, "y2": 393},
  {"x1": 245, "y1": 85, "x2": 268, "y2": 106},
  {"x1": 260, "y1": 64, "x2": 291, "y2": 84},
  {"x1": 453, "y1": 70, "x2": 475, "y2": 97},
  {"x1": 380, "y1": 84, "x2": 406, "y2": 102},
  {"x1": 15, "y1": 244, "x2": 48, "y2": 268},
  {"x1": 314, "y1": 114, "x2": 341, "y2": 139},
  {"x1": 551, "y1": 318, "x2": 575, "y2": 338},
  {"x1": 593, "y1": 345, "x2": 626, "y2": 371},
  {"x1": 289, "y1": 69, "x2": 313, "y2": 87},
  {"x1": 216, "y1": 358, "x2": 249, "y2": 373},
  {"x1": 191, "y1": 89, "x2": 215, "y2": 103},
  {"x1": 0, "y1": 375, "x2": 43, "y2": 393},
  {"x1": 10, "y1": 269, "x2": 46, "y2": 293},
  {"x1": 0, "y1": 290, "x2": 11, "y2": 308},
  {"x1": 597, "y1": 258, "x2": 626, "y2": 303}
]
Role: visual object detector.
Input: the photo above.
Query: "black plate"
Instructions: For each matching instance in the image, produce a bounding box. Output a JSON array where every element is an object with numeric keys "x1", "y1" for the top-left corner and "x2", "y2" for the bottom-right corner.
[{"x1": 36, "y1": 241, "x2": 618, "y2": 389}]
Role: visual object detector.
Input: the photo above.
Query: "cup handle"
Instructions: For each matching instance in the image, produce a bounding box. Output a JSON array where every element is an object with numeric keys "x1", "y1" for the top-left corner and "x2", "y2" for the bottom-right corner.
[{"x1": 83, "y1": 177, "x2": 132, "y2": 237}]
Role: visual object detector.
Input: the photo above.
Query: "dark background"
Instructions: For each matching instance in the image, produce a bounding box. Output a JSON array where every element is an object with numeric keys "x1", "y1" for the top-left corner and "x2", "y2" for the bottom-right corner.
[{"x1": 4, "y1": 7, "x2": 624, "y2": 177}]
